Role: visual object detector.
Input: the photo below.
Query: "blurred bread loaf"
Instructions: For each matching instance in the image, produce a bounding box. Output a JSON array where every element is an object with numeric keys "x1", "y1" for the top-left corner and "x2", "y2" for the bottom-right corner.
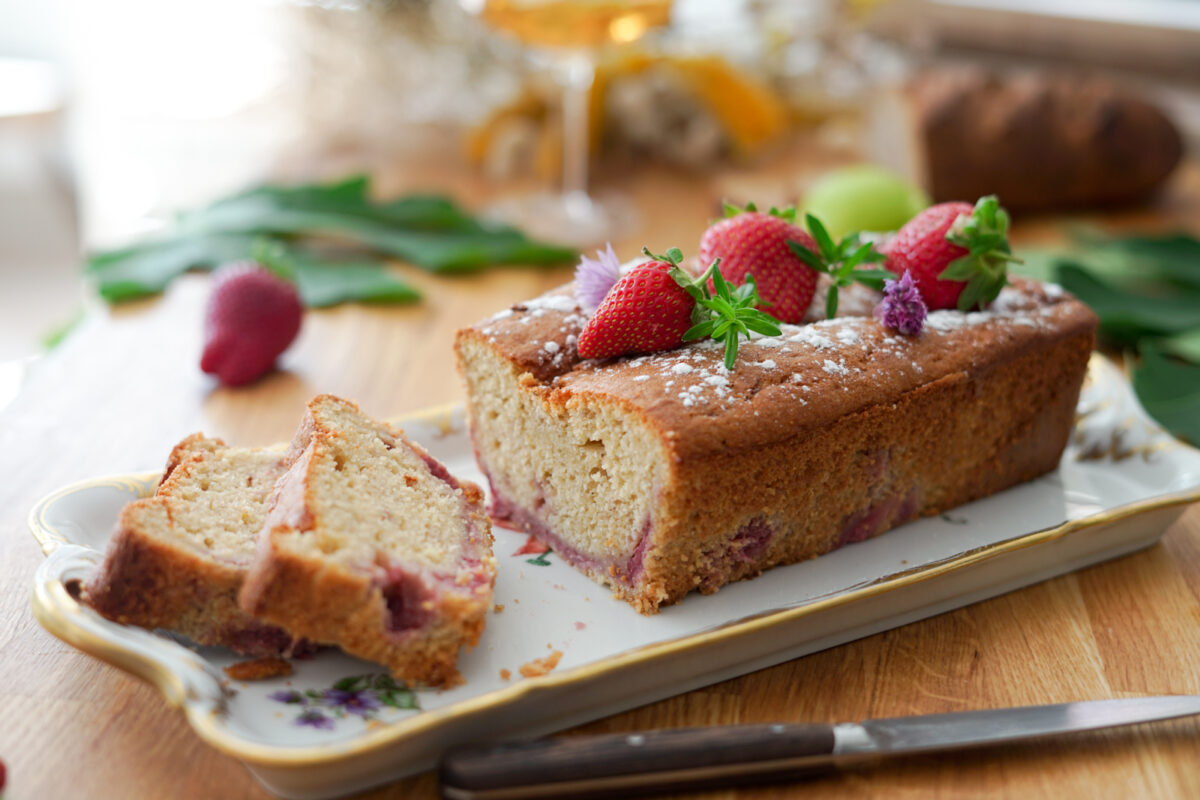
[{"x1": 872, "y1": 69, "x2": 1183, "y2": 213}]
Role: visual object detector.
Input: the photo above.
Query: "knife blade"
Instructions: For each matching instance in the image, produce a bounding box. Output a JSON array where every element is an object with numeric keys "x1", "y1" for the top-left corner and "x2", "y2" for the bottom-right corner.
[{"x1": 438, "y1": 695, "x2": 1200, "y2": 800}]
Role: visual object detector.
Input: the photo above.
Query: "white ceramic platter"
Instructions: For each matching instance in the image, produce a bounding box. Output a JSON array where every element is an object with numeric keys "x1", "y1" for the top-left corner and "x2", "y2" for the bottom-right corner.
[{"x1": 30, "y1": 355, "x2": 1200, "y2": 799}]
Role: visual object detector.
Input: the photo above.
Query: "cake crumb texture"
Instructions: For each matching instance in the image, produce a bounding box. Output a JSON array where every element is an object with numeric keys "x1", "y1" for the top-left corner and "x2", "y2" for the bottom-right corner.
[{"x1": 519, "y1": 651, "x2": 563, "y2": 678}]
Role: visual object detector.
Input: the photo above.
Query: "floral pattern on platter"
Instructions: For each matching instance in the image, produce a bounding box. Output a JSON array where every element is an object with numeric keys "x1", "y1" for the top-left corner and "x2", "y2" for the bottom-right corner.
[
  {"x1": 270, "y1": 674, "x2": 419, "y2": 730},
  {"x1": 512, "y1": 534, "x2": 553, "y2": 566}
]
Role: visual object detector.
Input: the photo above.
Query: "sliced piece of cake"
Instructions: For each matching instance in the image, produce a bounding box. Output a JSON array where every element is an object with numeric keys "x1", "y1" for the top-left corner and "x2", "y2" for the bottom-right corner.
[
  {"x1": 239, "y1": 395, "x2": 495, "y2": 688},
  {"x1": 85, "y1": 434, "x2": 301, "y2": 656}
]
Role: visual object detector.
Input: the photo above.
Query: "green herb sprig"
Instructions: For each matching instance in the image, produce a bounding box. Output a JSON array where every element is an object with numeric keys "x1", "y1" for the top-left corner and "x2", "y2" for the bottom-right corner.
[
  {"x1": 786, "y1": 214, "x2": 894, "y2": 318},
  {"x1": 645, "y1": 247, "x2": 783, "y2": 369}
]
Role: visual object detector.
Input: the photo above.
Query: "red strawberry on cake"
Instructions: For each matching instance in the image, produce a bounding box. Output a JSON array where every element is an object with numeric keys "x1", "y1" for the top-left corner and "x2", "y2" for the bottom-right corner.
[
  {"x1": 883, "y1": 195, "x2": 1019, "y2": 311},
  {"x1": 576, "y1": 251, "x2": 697, "y2": 361},
  {"x1": 576, "y1": 247, "x2": 783, "y2": 369},
  {"x1": 698, "y1": 204, "x2": 818, "y2": 324}
]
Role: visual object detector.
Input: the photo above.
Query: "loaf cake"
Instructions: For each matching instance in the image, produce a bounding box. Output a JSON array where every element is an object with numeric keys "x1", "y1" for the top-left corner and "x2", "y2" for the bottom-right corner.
[
  {"x1": 455, "y1": 277, "x2": 1097, "y2": 613},
  {"x1": 239, "y1": 395, "x2": 495, "y2": 687},
  {"x1": 85, "y1": 434, "x2": 301, "y2": 656}
]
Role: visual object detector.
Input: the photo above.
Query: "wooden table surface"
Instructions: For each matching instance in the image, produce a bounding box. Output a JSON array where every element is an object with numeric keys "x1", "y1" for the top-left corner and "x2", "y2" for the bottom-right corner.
[{"x1": 3, "y1": 143, "x2": 1200, "y2": 800}]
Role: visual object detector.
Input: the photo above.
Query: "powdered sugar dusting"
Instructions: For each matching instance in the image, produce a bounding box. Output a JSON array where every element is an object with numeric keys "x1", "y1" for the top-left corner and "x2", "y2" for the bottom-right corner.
[{"x1": 523, "y1": 294, "x2": 580, "y2": 313}]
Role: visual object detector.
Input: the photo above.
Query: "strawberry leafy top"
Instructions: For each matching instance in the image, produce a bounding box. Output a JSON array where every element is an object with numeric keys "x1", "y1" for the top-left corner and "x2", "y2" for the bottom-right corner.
[
  {"x1": 786, "y1": 215, "x2": 894, "y2": 318},
  {"x1": 646, "y1": 247, "x2": 783, "y2": 370},
  {"x1": 940, "y1": 194, "x2": 1021, "y2": 311},
  {"x1": 721, "y1": 201, "x2": 797, "y2": 224}
]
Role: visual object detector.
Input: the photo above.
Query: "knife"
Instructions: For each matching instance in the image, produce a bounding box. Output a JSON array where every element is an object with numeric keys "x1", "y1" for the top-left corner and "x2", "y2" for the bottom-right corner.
[{"x1": 438, "y1": 695, "x2": 1200, "y2": 800}]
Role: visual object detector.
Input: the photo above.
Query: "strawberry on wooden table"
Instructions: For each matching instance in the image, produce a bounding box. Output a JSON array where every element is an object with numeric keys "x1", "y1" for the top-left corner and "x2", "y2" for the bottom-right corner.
[
  {"x1": 698, "y1": 203, "x2": 819, "y2": 323},
  {"x1": 200, "y1": 262, "x2": 304, "y2": 386},
  {"x1": 576, "y1": 247, "x2": 782, "y2": 369},
  {"x1": 883, "y1": 195, "x2": 1020, "y2": 311}
]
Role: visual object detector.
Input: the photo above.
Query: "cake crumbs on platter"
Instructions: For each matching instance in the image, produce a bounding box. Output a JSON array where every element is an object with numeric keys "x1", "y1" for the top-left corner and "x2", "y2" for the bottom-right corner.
[
  {"x1": 520, "y1": 651, "x2": 564, "y2": 678},
  {"x1": 574, "y1": 621, "x2": 586, "y2": 630},
  {"x1": 223, "y1": 657, "x2": 292, "y2": 681},
  {"x1": 500, "y1": 668, "x2": 511, "y2": 680},
  {"x1": 493, "y1": 604, "x2": 505, "y2": 613}
]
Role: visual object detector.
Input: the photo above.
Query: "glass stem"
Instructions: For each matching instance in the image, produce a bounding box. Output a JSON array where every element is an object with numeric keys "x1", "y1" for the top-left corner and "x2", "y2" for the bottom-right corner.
[{"x1": 560, "y1": 52, "x2": 595, "y2": 206}]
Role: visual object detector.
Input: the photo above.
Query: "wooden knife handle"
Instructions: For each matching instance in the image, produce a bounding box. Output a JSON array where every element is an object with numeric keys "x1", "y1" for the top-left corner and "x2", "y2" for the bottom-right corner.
[{"x1": 438, "y1": 723, "x2": 838, "y2": 800}]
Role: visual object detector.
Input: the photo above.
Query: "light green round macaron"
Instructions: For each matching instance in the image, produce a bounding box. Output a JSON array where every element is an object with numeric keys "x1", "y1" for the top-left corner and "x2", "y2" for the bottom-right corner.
[{"x1": 802, "y1": 165, "x2": 930, "y2": 239}]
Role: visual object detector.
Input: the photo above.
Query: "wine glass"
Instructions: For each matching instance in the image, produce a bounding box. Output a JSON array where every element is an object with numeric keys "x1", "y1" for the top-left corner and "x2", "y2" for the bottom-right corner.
[{"x1": 462, "y1": 0, "x2": 673, "y2": 246}]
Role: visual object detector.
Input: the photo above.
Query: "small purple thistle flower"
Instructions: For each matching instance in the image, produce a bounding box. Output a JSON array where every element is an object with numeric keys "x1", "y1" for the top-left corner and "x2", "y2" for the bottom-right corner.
[
  {"x1": 295, "y1": 708, "x2": 334, "y2": 730},
  {"x1": 323, "y1": 689, "x2": 383, "y2": 718},
  {"x1": 575, "y1": 242, "x2": 622, "y2": 313},
  {"x1": 875, "y1": 271, "x2": 927, "y2": 336}
]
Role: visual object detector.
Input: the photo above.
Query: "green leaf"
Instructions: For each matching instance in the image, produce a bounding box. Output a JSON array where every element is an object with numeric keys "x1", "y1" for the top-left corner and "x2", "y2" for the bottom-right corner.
[
  {"x1": 744, "y1": 315, "x2": 782, "y2": 337},
  {"x1": 1132, "y1": 341, "x2": 1200, "y2": 445},
  {"x1": 371, "y1": 674, "x2": 402, "y2": 691},
  {"x1": 940, "y1": 256, "x2": 981, "y2": 282},
  {"x1": 87, "y1": 233, "x2": 260, "y2": 302},
  {"x1": 1057, "y1": 263, "x2": 1200, "y2": 345},
  {"x1": 86, "y1": 175, "x2": 575, "y2": 304},
  {"x1": 683, "y1": 320, "x2": 716, "y2": 340},
  {"x1": 1158, "y1": 329, "x2": 1200, "y2": 363},
  {"x1": 379, "y1": 690, "x2": 420, "y2": 710},
  {"x1": 723, "y1": 334, "x2": 738, "y2": 369},
  {"x1": 957, "y1": 275, "x2": 987, "y2": 312},
  {"x1": 787, "y1": 240, "x2": 827, "y2": 272},
  {"x1": 825, "y1": 286, "x2": 839, "y2": 319},
  {"x1": 334, "y1": 675, "x2": 367, "y2": 692},
  {"x1": 806, "y1": 213, "x2": 838, "y2": 259},
  {"x1": 255, "y1": 240, "x2": 420, "y2": 307}
]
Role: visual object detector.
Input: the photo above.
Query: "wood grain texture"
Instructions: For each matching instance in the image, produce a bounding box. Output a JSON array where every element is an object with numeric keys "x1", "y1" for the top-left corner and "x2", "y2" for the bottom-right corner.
[{"x1": 2, "y1": 145, "x2": 1200, "y2": 800}]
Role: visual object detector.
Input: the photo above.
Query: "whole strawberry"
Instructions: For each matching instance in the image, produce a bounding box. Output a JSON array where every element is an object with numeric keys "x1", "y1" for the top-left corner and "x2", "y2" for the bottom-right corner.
[
  {"x1": 200, "y1": 262, "x2": 303, "y2": 386},
  {"x1": 698, "y1": 204, "x2": 818, "y2": 323},
  {"x1": 577, "y1": 253, "x2": 695, "y2": 360},
  {"x1": 577, "y1": 247, "x2": 781, "y2": 369},
  {"x1": 884, "y1": 195, "x2": 1019, "y2": 311}
]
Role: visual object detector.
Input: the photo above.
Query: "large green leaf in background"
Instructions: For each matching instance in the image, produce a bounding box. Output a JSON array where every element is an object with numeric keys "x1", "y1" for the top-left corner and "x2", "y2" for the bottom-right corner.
[
  {"x1": 254, "y1": 240, "x2": 420, "y2": 308},
  {"x1": 1056, "y1": 263, "x2": 1200, "y2": 346},
  {"x1": 85, "y1": 175, "x2": 576, "y2": 304},
  {"x1": 1015, "y1": 231, "x2": 1200, "y2": 445},
  {"x1": 1132, "y1": 342, "x2": 1200, "y2": 445}
]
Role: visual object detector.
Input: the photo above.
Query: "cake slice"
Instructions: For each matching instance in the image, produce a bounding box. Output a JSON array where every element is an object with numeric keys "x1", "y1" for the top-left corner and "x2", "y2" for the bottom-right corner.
[
  {"x1": 85, "y1": 434, "x2": 301, "y2": 656},
  {"x1": 239, "y1": 395, "x2": 495, "y2": 687},
  {"x1": 455, "y1": 278, "x2": 1097, "y2": 614}
]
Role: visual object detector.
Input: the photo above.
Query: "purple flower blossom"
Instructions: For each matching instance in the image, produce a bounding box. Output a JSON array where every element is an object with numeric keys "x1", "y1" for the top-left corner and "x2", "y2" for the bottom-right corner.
[
  {"x1": 295, "y1": 708, "x2": 334, "y2": 730},
  {"x1": 323, "y1": 689, "x2": 383, "y2": 717},
  {"x1": 874, "y1": 271, "x2": 927, "y2": 336},
  {"x1": 575, "y1": 242, "x2": 622, "y2": 313}
]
